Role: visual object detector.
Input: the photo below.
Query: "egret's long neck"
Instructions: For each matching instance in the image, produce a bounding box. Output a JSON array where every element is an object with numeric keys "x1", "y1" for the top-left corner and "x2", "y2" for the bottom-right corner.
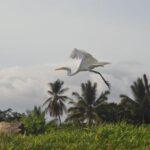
[
  {"x1": 66, "y1": 68, "x2": 72, "y2": 76},
  {"x1": 56, "y1": 67, "x2": 78, "y2": 76}
]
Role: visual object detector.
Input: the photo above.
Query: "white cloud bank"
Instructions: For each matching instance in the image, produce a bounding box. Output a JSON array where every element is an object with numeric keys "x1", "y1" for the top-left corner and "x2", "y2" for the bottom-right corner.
[{"x1": 0, "y1": 61, "x2": 149, "y2": 112}]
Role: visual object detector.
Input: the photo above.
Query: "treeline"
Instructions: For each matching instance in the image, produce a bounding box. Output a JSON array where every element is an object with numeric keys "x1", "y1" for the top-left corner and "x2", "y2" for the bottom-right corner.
[
  {"x1": 0, "y1": 74, "x2": 150, "y2": 134},
  {"x1": 0, "y1": 108, "x2": 22, "y2": 122},
  {"x1": 43, "y1": 74, "x2": 150, "y2": 125}
]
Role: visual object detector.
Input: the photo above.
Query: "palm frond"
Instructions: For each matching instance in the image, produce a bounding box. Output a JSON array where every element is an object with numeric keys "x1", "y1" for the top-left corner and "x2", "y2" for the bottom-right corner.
[
  {"x1": 143, "y1": 74, "x2": 150, "y2": 95},
  {"x1": 58, "y1": 95, "x2": 72, "y2": 101},
  {"x1": 58, "y1": 88, "x2": 69, "y2": 94},
  {"x1": 72, "y1": 92, "x2": 84, "y2": 101},
  {"x1": 47, "y1": 90, "x2": 54, "y2": 95},
  {"x1": 43, "y1": 97, "x2": 53, "y2": 107},
  {"x1": 120, "y1": 94, "x2": 138, "y2": 106},
  {"x1": 96, "y1": 90, "x2": 110, "y2": 105}
]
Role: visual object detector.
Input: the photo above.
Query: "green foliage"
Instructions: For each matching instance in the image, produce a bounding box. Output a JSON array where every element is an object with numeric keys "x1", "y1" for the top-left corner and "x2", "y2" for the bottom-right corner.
[
  {"x1": 66, "y1": 80, "x2": 110, "y2": 126},
  {"x1": 120, "y1": 74, "x2": 150, "y2": 124},
  {"x1": 21, "y1": 106, "x2": 45, "y2": 135},
  {"x1": 0, "y1": 123, "x2": 149, "y2": 150},
  {"x1": 96, "y1": 103, "x2": 119, "y2": 123}
]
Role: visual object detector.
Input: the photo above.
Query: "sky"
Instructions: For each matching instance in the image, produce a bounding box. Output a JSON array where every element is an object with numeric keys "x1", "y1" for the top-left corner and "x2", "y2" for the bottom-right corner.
[{"x1": 0, "y1": 0, "x2": 150, "y2": 112}]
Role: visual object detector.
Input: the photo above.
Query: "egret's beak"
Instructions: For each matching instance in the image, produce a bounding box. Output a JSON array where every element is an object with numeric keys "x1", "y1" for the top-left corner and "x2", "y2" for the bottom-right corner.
[
  {"x1": 55, "y1": 68, "x2": 62, "y2": 71},
  {"x1": 55, "y1": 67, "x2": 67, "y2": 71}
]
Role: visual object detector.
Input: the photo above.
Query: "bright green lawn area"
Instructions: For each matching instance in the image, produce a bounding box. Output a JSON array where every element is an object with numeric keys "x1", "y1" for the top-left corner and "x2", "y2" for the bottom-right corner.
[{"x1": 0, "y1": 123, "x2": 150, "y2": 150}]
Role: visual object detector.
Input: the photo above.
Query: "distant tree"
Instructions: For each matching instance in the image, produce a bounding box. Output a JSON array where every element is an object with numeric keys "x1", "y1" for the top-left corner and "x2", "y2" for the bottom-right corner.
[
  {"x1": 0, "y1": 108, "x2": 22, "y2": 122},
  {"x1": 21, "y1": 106, "x2": 45, "y2": 135},
  {"x1": 0, "y1": 109, "x2": 11, "y2": 121},
  {"x1": 96, "y1": 103, "x2": 119, "y2": 123},
  {"x1": 116, "y1": 99, "x2": 136, "y2": 123},
  {"x1": 96, "y1": 101, "x2": 138, "y2": 124},
  {"x1": 120, "y1": 74, "x2": 150, "y2": 124},
  {"x1": 66, "y1": 80, "x2": 110, "y2": 126},
  {"x1": 43, "y1": 79, "x2": 70, "y2": 125}
]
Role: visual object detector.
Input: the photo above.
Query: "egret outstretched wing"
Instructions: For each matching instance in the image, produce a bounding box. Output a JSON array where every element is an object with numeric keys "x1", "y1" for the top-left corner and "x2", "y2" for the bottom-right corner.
[{"x1": 70, "y1": 48, "x2": 98, "y2": 66}]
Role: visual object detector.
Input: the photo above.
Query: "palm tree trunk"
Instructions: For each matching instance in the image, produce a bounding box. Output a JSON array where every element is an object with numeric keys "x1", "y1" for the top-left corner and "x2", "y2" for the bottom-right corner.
[
  {"x1": 142, "y1": 112, "x2": 145, "y2": 124},
  {"x1": 58, "y1": 114, "x2": 61, "y2": 126},
  {"x1": 89, "y1": 113, "x2": 92, "y2": 126},
  {"x1": 89, "y1": 119, "x2": 92, "y2": 126}
]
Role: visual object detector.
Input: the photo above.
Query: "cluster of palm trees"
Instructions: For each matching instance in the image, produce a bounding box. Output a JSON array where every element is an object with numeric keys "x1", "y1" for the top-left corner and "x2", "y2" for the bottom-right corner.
[{"x1": 43, "y1": 74, "x2": 150, "y2": 126}]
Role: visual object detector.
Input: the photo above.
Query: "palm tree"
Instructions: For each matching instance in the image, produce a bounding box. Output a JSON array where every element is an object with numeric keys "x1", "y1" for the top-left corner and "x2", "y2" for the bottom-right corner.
[
  {"x1": 120, "y1": 74, "x2": 150, "y2": 124},
  {"x1": 43, "y1": 79, "x2": 70, "y2": 125},
  {"x1": 66, "y1": 80, "x2": 110, "y2": 126}
]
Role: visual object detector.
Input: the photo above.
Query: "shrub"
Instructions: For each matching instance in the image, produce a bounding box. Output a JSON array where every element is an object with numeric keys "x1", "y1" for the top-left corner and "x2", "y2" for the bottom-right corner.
[{"x1": 21, "y1": 106, "x2": 45, "y2": 135}]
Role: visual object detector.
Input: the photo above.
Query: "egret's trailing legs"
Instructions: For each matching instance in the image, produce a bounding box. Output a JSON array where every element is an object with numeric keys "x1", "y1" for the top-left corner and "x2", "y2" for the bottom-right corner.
[{"x1": 89, "y1": 70, "x2": 111, "y2": 90}]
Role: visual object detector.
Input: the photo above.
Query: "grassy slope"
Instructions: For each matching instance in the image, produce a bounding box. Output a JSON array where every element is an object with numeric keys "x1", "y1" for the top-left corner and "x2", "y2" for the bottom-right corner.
[{"x1": 0, "y1": 123, "x2": 150, "y2": 150}]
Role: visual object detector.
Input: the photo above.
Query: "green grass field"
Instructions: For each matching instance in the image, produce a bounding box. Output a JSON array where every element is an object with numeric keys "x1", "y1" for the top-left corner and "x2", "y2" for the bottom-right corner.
[{"x1": 0, "y1": 123, "x2": 150, "y2": 150}]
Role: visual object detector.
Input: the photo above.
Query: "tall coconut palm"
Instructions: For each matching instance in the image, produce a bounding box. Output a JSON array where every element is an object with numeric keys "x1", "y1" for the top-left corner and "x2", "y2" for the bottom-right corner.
[
  {"x1": 66, "y1": 80, "x2": 110, "y2": 126},
  {"x1": 43, "y1": 79, "x2": 70, "y2": 125},
  {"x1": 120, "y1": 74, "x2": 150, "y2": 124}
]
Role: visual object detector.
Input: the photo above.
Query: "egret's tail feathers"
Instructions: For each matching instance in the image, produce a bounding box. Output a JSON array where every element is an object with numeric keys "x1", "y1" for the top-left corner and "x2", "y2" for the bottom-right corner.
[
  {"x1": 98, "y1": 62, "x2": 111, "y2": 66},
  {"x1": 90, "y1": 62, "x2": 110, "y2": 69}
]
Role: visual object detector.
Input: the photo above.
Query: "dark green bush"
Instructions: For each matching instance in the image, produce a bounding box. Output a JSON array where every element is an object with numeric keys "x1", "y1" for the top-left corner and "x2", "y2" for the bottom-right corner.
[{"x1": 21, "y1": 106, "x2": 46, "y2": 135}]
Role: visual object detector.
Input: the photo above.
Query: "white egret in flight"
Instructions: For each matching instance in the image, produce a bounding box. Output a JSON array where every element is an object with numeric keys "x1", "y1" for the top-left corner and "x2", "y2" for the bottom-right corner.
[{"x1": 55, "y1": 48, "x2": 111, "y2": 89}]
